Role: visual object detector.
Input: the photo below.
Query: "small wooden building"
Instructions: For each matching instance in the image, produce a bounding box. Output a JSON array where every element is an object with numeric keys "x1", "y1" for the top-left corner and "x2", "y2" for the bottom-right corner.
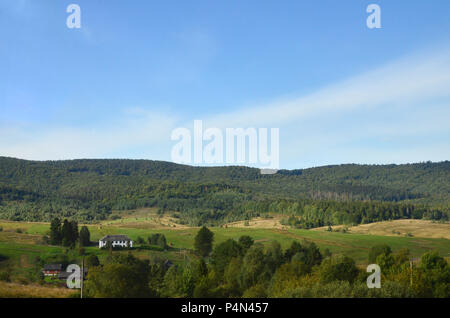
[{"x1": 42, "y1": 264, "x2": 63, "y2": 277}]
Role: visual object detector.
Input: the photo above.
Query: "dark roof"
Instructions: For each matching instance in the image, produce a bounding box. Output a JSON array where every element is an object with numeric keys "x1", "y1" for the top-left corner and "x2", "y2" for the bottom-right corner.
[
  {"x1": 99, "y1": 234, "x2": 132, "y2": 242},
  {"x1": 58, "y1": 268, "x2": 88, "y2": 280},
  {"x1": 43, "y1": 264, "x2": 63, "y2": 271}
]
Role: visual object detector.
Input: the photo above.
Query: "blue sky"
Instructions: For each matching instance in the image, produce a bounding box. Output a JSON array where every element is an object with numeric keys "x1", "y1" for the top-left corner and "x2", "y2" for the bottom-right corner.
[{"x1": 1, "y1": 0, "x2": 449, "y2": 169}]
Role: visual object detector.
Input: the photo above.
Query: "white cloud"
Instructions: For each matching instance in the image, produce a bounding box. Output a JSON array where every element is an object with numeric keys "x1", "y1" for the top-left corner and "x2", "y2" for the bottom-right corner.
[
  {"x1": 0, "y1": 109, "x2": 178, "y2": 160},
  {"x1": 204, "y1": 48, "x2": 450, "y2": 128},
  {"x1": 1, "y1": 48, "x2": 449, "y2": 166}
]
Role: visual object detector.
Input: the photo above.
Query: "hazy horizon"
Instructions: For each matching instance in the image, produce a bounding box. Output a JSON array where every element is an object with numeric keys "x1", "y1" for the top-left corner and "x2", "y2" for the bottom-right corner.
[{"x1": 1, "y1": 155, "x2": 448, "y2": 171}]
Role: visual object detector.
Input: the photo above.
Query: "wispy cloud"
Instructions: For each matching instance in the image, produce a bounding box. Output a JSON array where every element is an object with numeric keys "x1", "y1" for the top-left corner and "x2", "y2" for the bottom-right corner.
[
  {"x1": 0, "y1": 109, "x2": 178, "y2": 160},
  {"x1": 205, "y1": 48, "x2": 450, "y2": 128},
  {"x1": 1, "y1": 47, "x2": 449, "y2": 166}
]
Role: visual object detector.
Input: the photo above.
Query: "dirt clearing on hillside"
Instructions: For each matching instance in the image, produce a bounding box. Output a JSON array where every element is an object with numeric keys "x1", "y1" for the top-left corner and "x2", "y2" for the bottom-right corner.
[{"x1": 312, "y1": 219, "x2": 450, "y2": 239}]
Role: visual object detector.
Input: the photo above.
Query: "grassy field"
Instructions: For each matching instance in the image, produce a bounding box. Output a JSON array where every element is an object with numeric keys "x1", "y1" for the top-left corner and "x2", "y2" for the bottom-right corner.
[
  {"x1": 1, "y1": 211, "x2": 450, "y2": 297},
  {"x1": 311, "y1": 219, "x2": 450, "y2": 240},
  {"x1": 224, "y1": 215, "x2": 287, "y2": 229},
  {"x1": 1, "y1": 218, "x2": 449, "y2": 265},
  {"x1": 0, "y1": 281, "x2": 77, "y2": 298}
]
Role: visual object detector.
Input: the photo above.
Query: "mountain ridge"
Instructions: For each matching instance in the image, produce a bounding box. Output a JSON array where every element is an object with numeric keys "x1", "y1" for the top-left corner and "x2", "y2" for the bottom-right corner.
[{"x1": 0, "y1": 156, "x2": 448, "y2": 225}]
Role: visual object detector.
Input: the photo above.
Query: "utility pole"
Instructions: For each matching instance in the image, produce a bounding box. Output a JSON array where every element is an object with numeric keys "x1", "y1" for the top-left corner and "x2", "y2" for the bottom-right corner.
[
  {"x1": 409, "y1": 260, "x2": 413, "y2": 287},
  {"x1": 81, "y1": 256, "x2": 84, "y2": 299}
]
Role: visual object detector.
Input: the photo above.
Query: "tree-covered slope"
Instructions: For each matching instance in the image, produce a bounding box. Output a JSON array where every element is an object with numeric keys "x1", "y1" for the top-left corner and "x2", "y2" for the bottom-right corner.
[{"x1": 0, "y1": 157, "x2": 448, "y2": 225}]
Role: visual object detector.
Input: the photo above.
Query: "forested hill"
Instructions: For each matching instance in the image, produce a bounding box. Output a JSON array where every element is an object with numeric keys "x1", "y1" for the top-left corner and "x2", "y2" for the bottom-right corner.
[{"x1": 0, "y1": 157, "x2": 448, "y2": 226}]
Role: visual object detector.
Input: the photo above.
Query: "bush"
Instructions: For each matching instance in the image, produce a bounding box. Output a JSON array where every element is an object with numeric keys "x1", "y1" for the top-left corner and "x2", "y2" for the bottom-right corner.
[
  {"x1": 147, "y1": 234, "x2": 168, "y2": 249},
  {"x1": 368, "y1": 244, "x2": 392, "y2": 263},
  {"x1": 375, "y1": 281, "x2": 415, "y2": 298},
  {"x1": 85, "y1": 255, "x2": 154, "y2": 298},
  {"x1": 135, "y1": 245, "x2": 164, "y2": 252},
  {"x1": 17, "y1": 276, "x2": 29, "y2": 285},
  {"x1": 319, "y1": 255, "x2": 359, "y2": 284},
  {"x1": 286, "y1": 281, "x2": 353, "y2": 298},
  {"x1": 238, "y1": 236, "x2": 254, "y2": 251},
  {"x1": 136, "y1": 236, "x2": 145, "y2": 245},
  {"x1": 85, "y1": 254, "x2": 100, "y2": 267},
  {"x1": 242, "y1": 284, "x2": 267, "y2": 297},
  {"x1": 0, "y1": 271, "x2": 11, "y2": 282},
  {"x1": 67, "y1": 291, "x2": 81, "y2": 298},
  {"x1": 349, "y1": 281, "x2": 415, "y2": 298},
  {"x1": 40, "y1": 235, "x2": 50, "y2": 245},
  {"x1": 286, "y1": 281, "x2": 415, "y2": 298}
]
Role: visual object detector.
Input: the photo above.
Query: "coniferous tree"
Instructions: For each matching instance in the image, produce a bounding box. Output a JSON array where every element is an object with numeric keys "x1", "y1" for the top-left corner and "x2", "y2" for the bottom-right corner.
[
  {"x1": 194, "y1": 258, "x2": 208, "y2": 280},
  {"x1": 79, "y1": 226, "x2": 90, "y2": 247},
  {"x1": 61, "y1": 219, "x2": 72, "y2": 247},
  {"x1": 194, "y1": 226, "x2": 214, "y2": 257},
  {"x1": 157, "y1": 234, "x2": 167, "y2": 249},
  {"x1": 70, "y1": 220, "x2": 79, "y2": 245},
  {"x1": 49, "y1": 218, "x2": 62, "y2": 245}
]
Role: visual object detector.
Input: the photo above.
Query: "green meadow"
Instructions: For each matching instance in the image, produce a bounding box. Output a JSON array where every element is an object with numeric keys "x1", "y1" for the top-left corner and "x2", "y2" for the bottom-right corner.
[
  {"x1": 1, "y1": 220, "x2": 449, "y2": 267},
  {"x1": 1, "y1": 217, "x2": 449, "y2": 298}
]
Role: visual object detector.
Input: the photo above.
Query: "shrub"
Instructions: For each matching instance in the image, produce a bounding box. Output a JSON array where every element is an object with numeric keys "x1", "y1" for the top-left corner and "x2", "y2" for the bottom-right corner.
[
  {"x1": 40, "y1": 235, "x2": 50, "y2": 245},
  {"x1": 17, "y1": 276, "x2": 30, "y2": 285},
  {"x1": 368, "y1": 244, "x2": 392, "y2": 263},
  {"x1": 319, "y1": 255, "x2": 359, "y2": 284},
  {"x1": 0, "y1": 271, "x2": 11, "y2": 282},
  {"x1": 148, "y1": 234, "x2": 168, "y2": 249},
  {"x1": 135, "y1": 245, "x2": 164, "y2": 252},
  {"x1": 242, "y1": 284, "x2": 267, "y2": 297},
  {"x1": 85, "y1": 254, "x2": 100, "y2": 267}
]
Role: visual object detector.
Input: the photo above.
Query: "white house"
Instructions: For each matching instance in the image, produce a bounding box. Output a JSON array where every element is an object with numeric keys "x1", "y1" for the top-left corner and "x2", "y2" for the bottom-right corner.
[{"x1": 99, "y1": 234, "x2": 133, "y2": 248}]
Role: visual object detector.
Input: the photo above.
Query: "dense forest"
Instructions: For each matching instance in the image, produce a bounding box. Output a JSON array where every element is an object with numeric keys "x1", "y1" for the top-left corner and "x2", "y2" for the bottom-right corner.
[{"x1": 0, "y1": 157, "x2": 448, "y2": 226}]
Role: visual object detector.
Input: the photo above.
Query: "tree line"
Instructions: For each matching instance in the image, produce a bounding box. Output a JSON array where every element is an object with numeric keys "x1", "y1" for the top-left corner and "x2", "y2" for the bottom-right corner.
[{"x1": 49, "y1": 218, "x2": 90, "y2": 247}]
